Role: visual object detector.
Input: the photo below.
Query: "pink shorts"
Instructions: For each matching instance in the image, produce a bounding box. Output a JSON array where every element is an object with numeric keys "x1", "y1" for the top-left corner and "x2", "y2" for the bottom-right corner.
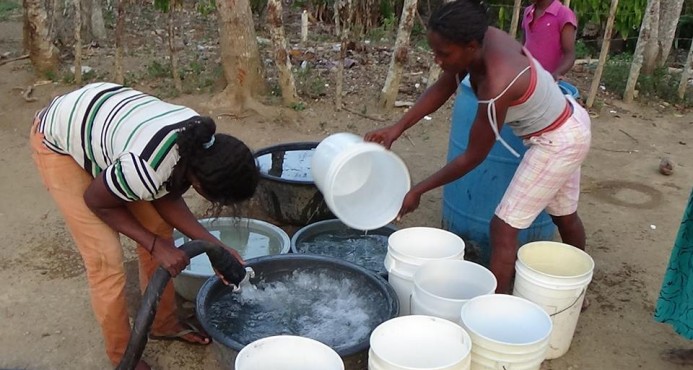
[{"x1": 495, "y1": 97, "x2": 591, "y2": 229}]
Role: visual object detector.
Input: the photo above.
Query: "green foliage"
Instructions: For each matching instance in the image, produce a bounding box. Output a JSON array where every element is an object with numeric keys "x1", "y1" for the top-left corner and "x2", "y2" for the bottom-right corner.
[
  {"x1": 601, "y1": 53, "x2": 692, "y2": 107},
  {"x1": 289, "y1": 102, "x2": 306, "y2": 111},
  {"x1": 196, "y1": 0, "x2": 216, "y2": 16},
  {"x1": 250, "y1": 0, "x2": 268, "y2": 14},
  {"x1": 0, "y1": 0, "x2": 19, "y2": 21},
  {"x1": 295, "y1": 66, "x2": 326, "y2": 98},
  {"x1": 570, "y1": 0, "x2": 647, "y2": 40},
  {"x1": 574, "y1": 39, "x2": 595, "y2": 59},
  {"x1": 146, "y1": 60, "x2": 172, "y2": 79}
]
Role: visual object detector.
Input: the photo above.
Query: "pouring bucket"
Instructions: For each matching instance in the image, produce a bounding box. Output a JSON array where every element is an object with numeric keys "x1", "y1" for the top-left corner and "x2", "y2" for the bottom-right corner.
[{"x1": 311, "y1": 133, "x2": 410, "y2": 230}]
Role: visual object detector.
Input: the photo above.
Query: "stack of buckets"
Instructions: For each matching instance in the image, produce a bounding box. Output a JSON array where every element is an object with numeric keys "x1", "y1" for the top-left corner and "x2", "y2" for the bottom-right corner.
[
  {"x1": 368, "y1": 229, "x2": 595, "y2": 370},
  {"x1": 307, "y1": 132, "x2": 596, "y2": 370}
]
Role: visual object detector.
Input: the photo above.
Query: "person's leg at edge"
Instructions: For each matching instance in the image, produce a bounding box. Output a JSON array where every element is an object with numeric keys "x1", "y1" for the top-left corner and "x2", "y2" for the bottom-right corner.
[
  {"x1": 30, "y1": 119, "x2": 151, "y2": 370},
  {"x1": 550, "y1": 211, "x2": 586, "y2": 250},
  {"x1": 127, "y1": 201, "x2": 210, "y2": 345},
  {"x1": 490, "y1": 216, "x2": 521, "y2": 294}
]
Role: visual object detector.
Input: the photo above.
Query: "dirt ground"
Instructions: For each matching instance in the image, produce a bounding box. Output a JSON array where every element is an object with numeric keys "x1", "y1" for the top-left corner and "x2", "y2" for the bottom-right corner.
[{"x1": 2, "y1": 10, "x2": 693, "y2": 370}]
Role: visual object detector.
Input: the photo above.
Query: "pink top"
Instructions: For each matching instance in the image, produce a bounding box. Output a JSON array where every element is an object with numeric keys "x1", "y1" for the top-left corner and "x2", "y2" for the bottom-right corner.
[{"x1": 522, "y1": 0, "x2": 577, "y2": 74}]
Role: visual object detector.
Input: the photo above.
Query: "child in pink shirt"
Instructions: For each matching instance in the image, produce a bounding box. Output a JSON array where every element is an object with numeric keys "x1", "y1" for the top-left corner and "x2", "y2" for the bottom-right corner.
[{"x1": 522, "y1": 0, "x2": 577, "y2": 80}]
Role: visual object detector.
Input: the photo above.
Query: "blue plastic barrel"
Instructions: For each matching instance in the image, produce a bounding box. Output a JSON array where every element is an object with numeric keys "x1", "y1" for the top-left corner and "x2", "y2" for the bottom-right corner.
[{"x1": 441, "y1": 78, "x2": 556, "y2": 266}]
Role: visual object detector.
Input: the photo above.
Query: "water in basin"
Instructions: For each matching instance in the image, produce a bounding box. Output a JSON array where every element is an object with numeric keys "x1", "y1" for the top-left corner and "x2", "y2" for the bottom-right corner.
[
  {"x1": 256, "y1": 148, "x2": 315, "y2": 182},
  {"x1": 206, "y1": 267, "x2": 385, "y2": 352},
  {"x1": 296, "y1": 231, "x2": 388, "y2": 276}
]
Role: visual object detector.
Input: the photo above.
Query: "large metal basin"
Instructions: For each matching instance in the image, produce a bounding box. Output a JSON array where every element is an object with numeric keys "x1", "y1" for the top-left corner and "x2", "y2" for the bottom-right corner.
[
  {"x1": 291, "y1": 219, "x2": 396, "y2": 278},
  {"x1": 196, "y1": 254, "x2": 399, "y2": 370},
  {"x1": 254, "y1": 142, "x2": 334, "y2": 225}
]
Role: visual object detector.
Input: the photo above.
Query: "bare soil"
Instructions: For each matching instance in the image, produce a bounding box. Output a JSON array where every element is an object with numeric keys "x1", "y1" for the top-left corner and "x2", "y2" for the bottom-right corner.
[{"x1": 1, "y1": 5, "x2": 693, "y2": 369}]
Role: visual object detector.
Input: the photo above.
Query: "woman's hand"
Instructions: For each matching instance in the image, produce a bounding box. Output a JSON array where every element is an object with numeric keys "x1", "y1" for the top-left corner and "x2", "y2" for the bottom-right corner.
[
  {"x1": 150, "y1": 236, "x2": 190, "y2": 277},
  {"x1": 364, "y1": 125, "x2": 404, "y2": 149},
  {"x1": 398, "y1": 189, "x2": 422, "y2": 220}
]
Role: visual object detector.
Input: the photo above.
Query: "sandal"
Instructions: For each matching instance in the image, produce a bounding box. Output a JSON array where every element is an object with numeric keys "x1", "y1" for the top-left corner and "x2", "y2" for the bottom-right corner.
[{"x1": 149, "y1": 320, "x2": 211, "y2": 346}]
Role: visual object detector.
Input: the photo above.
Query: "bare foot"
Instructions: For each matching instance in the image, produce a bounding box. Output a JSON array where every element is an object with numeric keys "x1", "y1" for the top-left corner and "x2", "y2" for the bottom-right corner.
[
  {"x1": 661, "y1": 349, "x2": 693, "y2": 365},
  {"x1": 134, "y1": 360, "x2": 151, "y2": 370}
]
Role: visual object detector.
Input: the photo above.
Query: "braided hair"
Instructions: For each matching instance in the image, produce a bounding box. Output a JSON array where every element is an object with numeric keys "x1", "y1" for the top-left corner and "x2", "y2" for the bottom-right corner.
[
  {"x1": 170, "y1": 116, "x2": 259, "y2": 206},
  {"x1": 428, "y1": 0, "x2": 489, "y2": 45}
]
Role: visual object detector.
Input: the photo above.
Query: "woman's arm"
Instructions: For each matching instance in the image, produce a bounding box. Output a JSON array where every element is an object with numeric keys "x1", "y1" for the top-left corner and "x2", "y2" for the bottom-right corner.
[
  {"x1": 365, "y1": 71, "x2": 460, "y2": 148},
  {"x1": 399, "y1": 77, "x2": 516, "y2": 216},
  {"x1": 151, "y1": 194, "x2": 245, "y2": 263},
  {"x1": 83, "y1": 173, "x2": 190, "y2": 276}
]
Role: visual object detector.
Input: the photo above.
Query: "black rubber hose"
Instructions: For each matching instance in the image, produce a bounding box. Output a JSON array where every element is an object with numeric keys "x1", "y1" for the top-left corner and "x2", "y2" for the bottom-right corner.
[{"x1": 116, "y1": 240, "x2": 246, "y2": 370}]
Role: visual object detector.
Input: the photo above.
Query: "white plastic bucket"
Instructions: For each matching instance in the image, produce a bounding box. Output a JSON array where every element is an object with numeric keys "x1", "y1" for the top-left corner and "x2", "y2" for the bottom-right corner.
[
  {"x1": 411, "y1": 260, "x2": 496, "y2": 322},
  {"x1": 460, "y1": 295, "x2": 552, "y2": 370},
  {"x1": 311, "y1": 132, "x2": 410, "y2": 230},
  {"x1": 385, "y1": 227, "x2": 465, "y2": 315},
  {"x1": 513, "y1": 241, "x2": 594, "y2": 359},
  {"x1": 369, "y1": 315, "x2": 472, "y2": 370},
  {"x1": 235, "y1": 335, "x2": 344, "y2": 370}
]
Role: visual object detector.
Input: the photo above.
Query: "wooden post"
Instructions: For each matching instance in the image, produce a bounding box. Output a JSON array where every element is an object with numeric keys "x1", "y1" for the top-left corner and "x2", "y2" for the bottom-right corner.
[
  {"x1": 168, "y1": 6, "x2": 182, "y2": 93},
  {"x1": 624, "y1": 0, "x2": 658, "y2": 103},
  {"x1": 677, "y1": 38, "x2": 693, "y2": 100},
  {"x1": 335, "y1": 0, "x2": 352, "y2": 111},
  {"x1": 268, "y1": 0, "x2": 299, "y2": 105},
  {"x1": 301, "y1": 10, "x2": 308, "y2": 44},
  {"x1": 586, "y1": 0, "x2": 619, "y2": 109},
  {"x1": 509, "y1": 0, "x2": 522, "y2": 39},
  {"x1": 380, "y1": 0, "x2": 419, "y2": 109},
  {"x1": 73, "y1": 0, "x2": 82, "y2": 84},
  {"x1": 113, "y1": 0, "x2": 125, "y2": 84}
]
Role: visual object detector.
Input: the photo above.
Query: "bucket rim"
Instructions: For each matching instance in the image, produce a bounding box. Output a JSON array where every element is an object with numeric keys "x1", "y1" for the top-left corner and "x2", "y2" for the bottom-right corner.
[
  {"x1": 369, "y1": 315, "x2": 472, "y2": 370},
  {"x1": 388, "y1": 227, "x2": 466, "y2": 261},
  {"x1": 413, "y1": 260, "x2": 497, "y2": 302},
  {"x1": 321, "y1": 143, "x2": 411, "y2": 230},
  {"x1": 235, "y1": 335, "x2": 345, "y2": 369},
  {"x1": 460, "y1": 294, "x2": 553, "y2": 347},
  {"x1": 517, "y1": 241, "x2": 595, "y2": 280}
]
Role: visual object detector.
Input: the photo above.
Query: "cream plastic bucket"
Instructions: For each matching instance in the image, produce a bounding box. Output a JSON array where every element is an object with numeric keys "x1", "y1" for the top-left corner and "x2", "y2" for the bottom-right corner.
[
  {"x1": 411, "y1": 260, "x2": 496, "y2": 322},
  {"x1": 513, "y1": 241, "x2": 594, "y2": 359},
  {"x1": 385, "y1": 227, "x2": 465, "y2": 315},
  {"x1": 369, "y1": 315, "x2": 472, "y2": 370},
  {"x1": 460, "y1": 294, "x2": 552, "y2": 370},
  {"x1": 235, "y1": 335, "x2": 344, "y2": 370},
  {"x1": 311, "y1": 133, "x2": 410, "y2": 230}
]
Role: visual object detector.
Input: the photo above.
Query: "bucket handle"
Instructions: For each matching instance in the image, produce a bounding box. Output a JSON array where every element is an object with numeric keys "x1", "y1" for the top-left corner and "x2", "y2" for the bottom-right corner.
[{"x1": 549, "y1": 288, "x2": 586, "y2": 317}]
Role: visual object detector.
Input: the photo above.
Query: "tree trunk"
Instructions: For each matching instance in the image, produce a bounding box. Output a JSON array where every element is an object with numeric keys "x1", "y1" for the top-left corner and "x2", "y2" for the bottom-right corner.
[
  {"x1": 335, "y1": 0, "x2": 352, "y2": 110},
  {"x1": 23, "y1": 0, "x2": 60, "y2": 75},
  {"x1": 89, "y1": 0, "x2": 107, "y2": 42},
  {"x1": 74, "y1": 0, "x2": 82, "y2": 84},
  {"x1": 267, "y1": 0, "x2": 298, "y2": 105},
  {"x1": 334, "y1": 0, "x2": 340, "y2": 37},
  {"x1": 564, "y1": 0, "x2": 571, "y2": 7},
  {"x1": 301, "y1": 10, "x2": 308, "y2": 44},
  {"x1": 113, "y1": 0, "x2": 125, "y2": 84},
  {"x1": 214, "y1": 0, "x2": 266, "y2": 110},
  {"x1": 586, "y1": 0, "x2": 619, "y2": 109},
  {"x1": 656, "y1": 0, "x2": 684, "y2": 67},
  {"x1": 509, "y1": 0, "x2": 522, "y2": 39},
  {"x1": 641, "y1": 0, "x2": 660, "y2": 75},
  {"x1": 678, "y1": 38, "x2": 693, "y2": 100},
  {"x1": 624, "y1": 0, "x2": 658, "y2": 103},
  {"x1": 168, "y1": 7, "x2": 182, "y2": 93},
  {"x1": 380, "y1": 0, "x2": 418, "y2": 109}
]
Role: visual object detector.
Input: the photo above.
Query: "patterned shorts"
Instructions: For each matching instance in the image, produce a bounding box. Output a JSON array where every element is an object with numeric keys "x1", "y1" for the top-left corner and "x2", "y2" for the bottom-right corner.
[{"x1": 495, "y1": 96, "x2": 592, "y2": 229}]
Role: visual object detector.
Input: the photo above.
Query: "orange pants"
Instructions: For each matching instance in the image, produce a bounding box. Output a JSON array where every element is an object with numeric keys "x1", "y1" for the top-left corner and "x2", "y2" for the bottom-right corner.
[{"x1": 30, "y1": 118, "x2": 180, "y2": 365}]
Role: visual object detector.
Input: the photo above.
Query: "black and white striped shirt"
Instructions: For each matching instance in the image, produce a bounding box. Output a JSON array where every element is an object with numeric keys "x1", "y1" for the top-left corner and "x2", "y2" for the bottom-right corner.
[{"x1": 39, "y1": 82, "x2": 198, "y2": 201}]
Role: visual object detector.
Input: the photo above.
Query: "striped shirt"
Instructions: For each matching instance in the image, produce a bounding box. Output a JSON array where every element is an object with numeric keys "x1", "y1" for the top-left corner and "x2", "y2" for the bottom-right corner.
[{"x1": 38, "y1": 82, "x2": 199, "y2": 202}]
